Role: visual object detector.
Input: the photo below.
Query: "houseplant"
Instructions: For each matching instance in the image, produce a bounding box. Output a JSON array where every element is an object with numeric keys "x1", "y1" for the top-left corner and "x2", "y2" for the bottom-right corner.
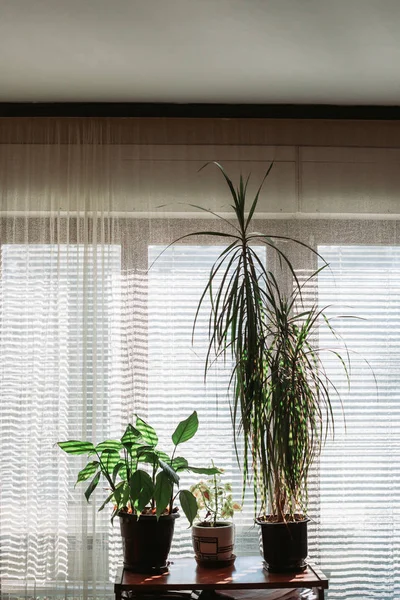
[
  {"x1": 58, "y1": 411, "x2": 220, "y2": 573},
  {"x1": 190, "y1": 467, "x2": 241, "y2": 566},
  {"x1": 168, "y1": 162, "x2": 347, "y2": 571}
]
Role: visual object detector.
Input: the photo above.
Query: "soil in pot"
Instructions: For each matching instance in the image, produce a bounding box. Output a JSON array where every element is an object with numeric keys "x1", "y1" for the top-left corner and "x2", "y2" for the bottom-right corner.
[
  {"x1": 192, "y1": 521, "x2": 235, "y2": 565},
  {"x1": 119, "y1": 511, "x2": 179, "y2": 573},
  {"x1": 256, "y1": 515, "x2": 309, "y2": 573}
]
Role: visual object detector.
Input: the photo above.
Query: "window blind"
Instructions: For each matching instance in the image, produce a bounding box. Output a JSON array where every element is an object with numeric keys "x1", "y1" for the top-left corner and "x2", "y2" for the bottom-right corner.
[
  {"x1": 0, "y1": 244, "x2": 122, "y2": 594},
  {"x1": 318, "y1": 246, "x2": 400, "y2": 600}
]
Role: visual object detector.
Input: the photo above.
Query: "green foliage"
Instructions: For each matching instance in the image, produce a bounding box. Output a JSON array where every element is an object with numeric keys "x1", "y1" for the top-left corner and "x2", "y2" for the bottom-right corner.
[
  {"x1": 190, "y1": 468, "x2": 242, "y2": 526},
  {"x1": 58, "y1": 411, "x2": 219, "y2": 525},
  {"x1": 170, "y1": 162, "x2": 348, "y2": 521}
]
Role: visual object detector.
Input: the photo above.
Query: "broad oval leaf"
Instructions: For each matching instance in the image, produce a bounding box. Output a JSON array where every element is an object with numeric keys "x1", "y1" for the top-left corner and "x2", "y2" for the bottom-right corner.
[
  {"x1": 96, "y1": 440, "x2": 123, "y2": 452},
  {"x1": 154, "y1": 471, "x2": 172, "y2": 519},
  {"x1": 172, "y1": 457, "x2": 188, "y2": 472},
  {"x1": 84, "y1": 472, "x2": 101, "y2": 502},
  {"x1": 159, "y1": 460, "x2": 179, "y2": 485},
  {"x1": 75, "y1": 461, "x2": 99, "y2": 485},
  {"x1": 129, "y1": 469, "x2": 155, "y2": 512},
  {"x1": 137, "y1": 448, "x2": 159, "y2": 465},
  {"x1": 172, "y1": 412, "x2": 198, "y2": 446},
  {"x1": 156, "y1": 450, "x2": 171, "y2": 463},
  {"x1": 179, "y1": 489, "x2": 198, "y2": 526},
  {"x1": 135, "y1": 416, "x2": 158, "y2": 447},
  {"x1": 58, "y1": 440, "x2": 95, "y2": 455}
]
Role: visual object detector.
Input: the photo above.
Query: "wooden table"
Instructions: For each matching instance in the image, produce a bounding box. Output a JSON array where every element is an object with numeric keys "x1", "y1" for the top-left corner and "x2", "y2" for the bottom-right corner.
[{"x1": 114, "y1": 556, "x2": 328, "y2": 600}]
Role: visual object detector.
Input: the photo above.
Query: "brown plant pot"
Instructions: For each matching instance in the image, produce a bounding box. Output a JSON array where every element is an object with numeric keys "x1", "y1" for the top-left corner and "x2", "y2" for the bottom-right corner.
[
  {"x1": 119, "y1": 512, "x2": 179, "y2": 573},
  {"x1": 256, "y1": 516, "x2": 309, "y2": 573}
]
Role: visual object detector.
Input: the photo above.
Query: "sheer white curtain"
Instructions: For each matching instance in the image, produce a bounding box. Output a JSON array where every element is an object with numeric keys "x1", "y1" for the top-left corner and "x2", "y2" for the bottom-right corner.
[{"x1": 0, "y1": 120, "x2": 399, "y2": 600}]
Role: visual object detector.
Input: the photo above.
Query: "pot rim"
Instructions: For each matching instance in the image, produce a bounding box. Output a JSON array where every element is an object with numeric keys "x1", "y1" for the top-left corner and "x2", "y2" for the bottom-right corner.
[
  {"x1": 193, "y1": 520, "x2": 234, "y2": 529},
  {"x1": 256, "y1": 515, "x2": 309, "y2": 526},
  {"x1": 118, "y1": 511, "x2": 180, "y2": 521}
]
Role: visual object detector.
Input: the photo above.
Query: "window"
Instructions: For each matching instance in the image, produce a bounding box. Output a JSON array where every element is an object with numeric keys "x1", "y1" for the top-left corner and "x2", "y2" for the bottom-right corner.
[
  {"x1": 318, "y1": 246, "x2": 400, "y2": 600},
  {"x1": 0, "y1": 244, "x2": 121, "y2": 585}
]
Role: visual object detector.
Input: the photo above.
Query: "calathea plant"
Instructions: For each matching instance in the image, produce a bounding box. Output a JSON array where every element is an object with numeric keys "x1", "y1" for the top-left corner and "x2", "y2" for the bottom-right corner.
[{"x1": 58, "y1": 411, "x2": 219, "y2": 525}]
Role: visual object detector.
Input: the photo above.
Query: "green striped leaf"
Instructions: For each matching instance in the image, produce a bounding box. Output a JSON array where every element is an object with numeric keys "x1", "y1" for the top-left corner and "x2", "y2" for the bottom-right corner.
[
  {"x1": 58, "y1": 440, "x2": 95, "y2": 455},
  {"x1": 135, "y1": 416, "x2": 158, "y2": 447},
  {"x1": 75, "y1": 461, "x2": 99, "y2": 485}
]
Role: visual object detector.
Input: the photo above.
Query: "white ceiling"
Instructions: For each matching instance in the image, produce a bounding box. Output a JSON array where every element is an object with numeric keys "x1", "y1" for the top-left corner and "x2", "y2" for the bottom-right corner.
[{"x1": 1, "y1": 0, "x2": 400, "y2": 104}]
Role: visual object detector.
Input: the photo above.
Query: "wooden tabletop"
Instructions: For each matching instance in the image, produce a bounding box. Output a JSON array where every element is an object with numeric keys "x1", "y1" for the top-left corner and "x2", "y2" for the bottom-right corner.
[{"x1": 115, "y1": 556, "x2": 328, "y2": 592}]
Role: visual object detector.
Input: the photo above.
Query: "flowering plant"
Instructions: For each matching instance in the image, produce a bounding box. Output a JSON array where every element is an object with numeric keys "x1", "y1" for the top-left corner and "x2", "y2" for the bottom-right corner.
[{"x1": 190, "y1": 466, "x2": 241, "y2": 526}]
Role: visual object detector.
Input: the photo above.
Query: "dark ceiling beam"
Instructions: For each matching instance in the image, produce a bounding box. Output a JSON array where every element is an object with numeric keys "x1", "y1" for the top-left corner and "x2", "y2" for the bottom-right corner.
[{"x1": 1, "y1": 103, "x2": 400, "y2": 119}]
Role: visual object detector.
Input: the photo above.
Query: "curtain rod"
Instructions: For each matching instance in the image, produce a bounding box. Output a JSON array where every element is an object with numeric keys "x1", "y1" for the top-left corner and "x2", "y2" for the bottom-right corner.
[
  {"x1": 1, "y1": 103, "x2": 400, "y2": 120},
  {"x1": 1, "y1": 211, "x2": 399, "y2": 220}
]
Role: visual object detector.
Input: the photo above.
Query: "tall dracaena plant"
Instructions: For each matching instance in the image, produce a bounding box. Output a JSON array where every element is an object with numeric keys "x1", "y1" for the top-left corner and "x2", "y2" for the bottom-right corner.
[
  {"x1": 165, "y1": 161, "x2": 334, "y2": 518},
  {"x1": 255, "y1": 277, "x2": 346, "y2": 521}
]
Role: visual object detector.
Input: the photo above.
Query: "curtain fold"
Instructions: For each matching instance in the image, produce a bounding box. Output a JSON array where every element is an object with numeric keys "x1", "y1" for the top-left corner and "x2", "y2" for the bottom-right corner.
[{"x1": 0, "y1": 120, "x2": 399, "y2": 600}]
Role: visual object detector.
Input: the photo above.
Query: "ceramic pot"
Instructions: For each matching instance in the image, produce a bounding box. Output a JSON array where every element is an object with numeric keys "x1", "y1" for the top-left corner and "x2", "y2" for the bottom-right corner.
[{"x1": 192, "y1": 521, "x2": 234, "y2": 562}]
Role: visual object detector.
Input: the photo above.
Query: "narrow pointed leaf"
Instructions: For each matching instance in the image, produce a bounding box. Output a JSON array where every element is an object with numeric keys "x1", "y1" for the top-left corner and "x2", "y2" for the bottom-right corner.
[{"x1": 84, "y1": 472, "x2": 100, "y2": 502}]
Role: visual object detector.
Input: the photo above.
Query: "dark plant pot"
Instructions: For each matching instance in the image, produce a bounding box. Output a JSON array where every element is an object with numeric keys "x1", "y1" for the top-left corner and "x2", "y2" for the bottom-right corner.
[
  {"x1": 256, "y1": 516, "x2": 309, "y2": 573},
  {"x1": 119, "y1": 512, "x2": 179, "y2": 573}
]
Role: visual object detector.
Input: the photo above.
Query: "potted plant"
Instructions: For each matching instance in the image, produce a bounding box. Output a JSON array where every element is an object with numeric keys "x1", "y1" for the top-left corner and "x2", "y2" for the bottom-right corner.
[
  {"x1": 58, "y1": 411, "x2": 219, "y2": 574},
  {"x1": 168, "y1": 163, "x2": 347, "y2": 572},
  {"x1": 190, "y1": 467, "x2": 241, "y2": 566}
]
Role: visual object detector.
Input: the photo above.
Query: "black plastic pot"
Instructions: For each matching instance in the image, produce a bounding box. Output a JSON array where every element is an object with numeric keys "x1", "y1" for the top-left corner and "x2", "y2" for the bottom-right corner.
[
  {"x1": 256, "y1": 516, "x2": 309, "y2": 573},
  {"x1": 119, "y1": 512, "x2": 179, "y2": 573}
]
